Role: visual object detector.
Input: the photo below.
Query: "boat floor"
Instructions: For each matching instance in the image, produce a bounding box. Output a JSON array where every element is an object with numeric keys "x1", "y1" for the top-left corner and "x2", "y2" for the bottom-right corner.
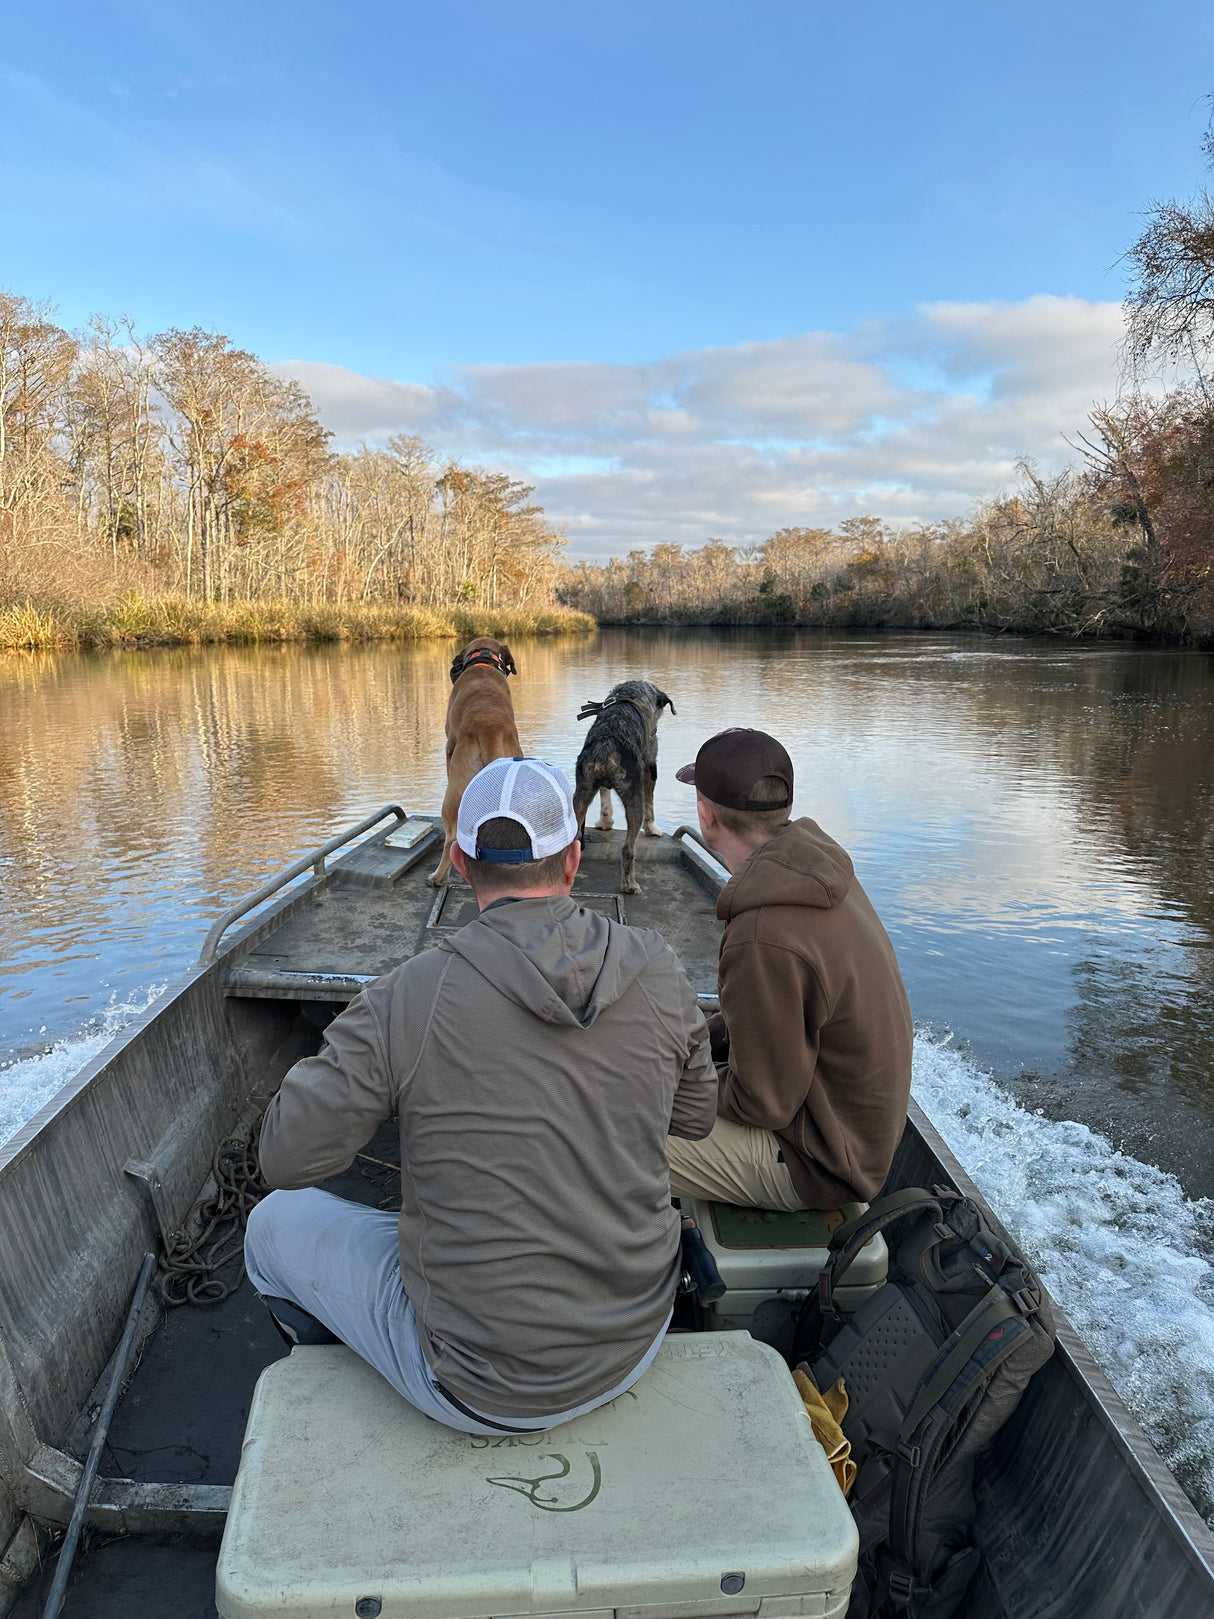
[
  {"x1": 225, "y1": 827, "x2": 723, "y2": 1001},
  {"x1": 13, "y1": 1131, "x2": 406, "y2": 1617},
  {"x1": 16, "y1": 1124, "x2": 709, "y2": 1618}
]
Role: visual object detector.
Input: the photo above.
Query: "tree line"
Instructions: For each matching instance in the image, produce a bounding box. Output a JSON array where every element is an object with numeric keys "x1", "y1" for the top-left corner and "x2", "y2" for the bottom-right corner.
[
  {"x1": 0, "y1": 304, "x2": 567, "y2": 614},
  {"x1": 562, "y1": 116, "x2": 1214, "y2": 645},
  {"x1": 559, "y1": 419, "x2": 1214, "y2": 641}
]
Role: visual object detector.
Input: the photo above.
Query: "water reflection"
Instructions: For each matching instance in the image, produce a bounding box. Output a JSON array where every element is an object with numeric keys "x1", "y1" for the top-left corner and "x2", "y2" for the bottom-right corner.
[{"x1": 2, "y1": 631, "x2": 1213, "y2": 1191}]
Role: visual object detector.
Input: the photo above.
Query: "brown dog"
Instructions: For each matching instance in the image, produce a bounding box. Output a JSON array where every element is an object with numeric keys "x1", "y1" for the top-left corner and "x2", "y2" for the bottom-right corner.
[{"x1": 429, "y1": 637, "x2": 521, "y2": 886}]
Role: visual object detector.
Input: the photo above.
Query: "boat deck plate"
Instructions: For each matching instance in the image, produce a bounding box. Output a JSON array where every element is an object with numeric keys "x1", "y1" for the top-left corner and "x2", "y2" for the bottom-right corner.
[{"x1": 223, "y1": 832, "x2": 721, "y2": 1002}]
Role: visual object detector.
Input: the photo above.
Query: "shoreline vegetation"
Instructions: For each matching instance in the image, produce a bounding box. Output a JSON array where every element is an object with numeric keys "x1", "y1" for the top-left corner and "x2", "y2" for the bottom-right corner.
[
  {"x1": 556, "y1": 449, "x2": 1214, "y2": 644},
  {"x1": 1, "y1": 294, "x2": 590, "y2": 655},
  {"x1": 0, "y1": 596, "x2": 594, "y2": 652},
  {"x1": 5, "y1": 122, "x2": 1214, "y2": 654}
]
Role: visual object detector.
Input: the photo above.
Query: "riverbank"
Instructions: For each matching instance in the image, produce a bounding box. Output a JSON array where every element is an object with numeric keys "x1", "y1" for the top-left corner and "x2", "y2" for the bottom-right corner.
[
  {"x1": 584, "y1": 605, "x2": 1214, "y2": 645},
  {"x1": 0, "y1": 595, "x2": 595, "y2": 652}
]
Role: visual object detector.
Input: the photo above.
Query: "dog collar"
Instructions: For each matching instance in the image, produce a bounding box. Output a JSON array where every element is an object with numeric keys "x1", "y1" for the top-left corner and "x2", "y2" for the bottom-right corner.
[
  {"x1": 459, "y1": 649, "x2": 509, "y2": 676},
  {"x1": 577, "y1": 695, "x2": 648, "y2": 722}
]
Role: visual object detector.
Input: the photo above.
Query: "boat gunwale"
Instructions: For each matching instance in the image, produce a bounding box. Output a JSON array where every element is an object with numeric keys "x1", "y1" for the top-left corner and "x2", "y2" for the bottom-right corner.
[
  {"x1": 905, "y1": 1094, "x2": 1214, "y2": 1580},
  {"x1": 0, "y1": 815, "x2": 435, "y2": 1185}
]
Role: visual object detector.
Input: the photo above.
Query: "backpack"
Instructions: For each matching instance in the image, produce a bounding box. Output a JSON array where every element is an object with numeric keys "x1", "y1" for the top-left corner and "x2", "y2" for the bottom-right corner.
[{"x1": 790, "y1": 1187, "x2": 1055, "y2": 1619}]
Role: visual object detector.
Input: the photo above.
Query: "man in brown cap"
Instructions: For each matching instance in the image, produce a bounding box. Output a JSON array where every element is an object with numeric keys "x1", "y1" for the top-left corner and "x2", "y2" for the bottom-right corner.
[{"x1": 669, "y1": 728, "x2": 913, "y2": 1211}]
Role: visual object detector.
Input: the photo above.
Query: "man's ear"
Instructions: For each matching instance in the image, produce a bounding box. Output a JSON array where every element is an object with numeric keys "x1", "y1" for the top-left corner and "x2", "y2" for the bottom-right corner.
[
  {"x1": 562, "y1": 839, "x2": 581, "y2": 887},
  {"x1": 451, "y1": 843, "x2": 470, "y2": 882},
  {"x1": 696, "y1": 796, "x2": 717, "y2": 836}
]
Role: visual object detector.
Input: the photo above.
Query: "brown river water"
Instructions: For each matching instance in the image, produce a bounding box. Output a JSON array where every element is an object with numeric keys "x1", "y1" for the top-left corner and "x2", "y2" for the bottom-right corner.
[{"x1": 2, "y1": 628, "x2": 1214, "y2": 1517}]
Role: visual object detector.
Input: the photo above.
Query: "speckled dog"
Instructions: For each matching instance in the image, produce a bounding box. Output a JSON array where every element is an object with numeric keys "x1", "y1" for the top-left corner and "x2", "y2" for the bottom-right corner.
[{"x1": 573, "y1": 680, "x2": 676, "y2": 894}]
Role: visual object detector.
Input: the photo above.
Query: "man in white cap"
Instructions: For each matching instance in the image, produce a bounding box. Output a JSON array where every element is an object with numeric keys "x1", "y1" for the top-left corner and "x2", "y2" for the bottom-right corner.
[{"x1": 245, "y1": 757, "x2": 715, "y2": 1435}]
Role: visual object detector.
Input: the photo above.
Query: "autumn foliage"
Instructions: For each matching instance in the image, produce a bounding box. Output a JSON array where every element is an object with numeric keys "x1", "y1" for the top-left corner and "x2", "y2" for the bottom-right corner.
[{"x1": 0, "y1": 297, "x2": 571, "y2": 626}]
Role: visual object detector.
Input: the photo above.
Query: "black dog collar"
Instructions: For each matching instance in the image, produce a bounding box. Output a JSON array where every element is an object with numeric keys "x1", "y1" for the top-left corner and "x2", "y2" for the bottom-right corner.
[{"x1": 459, "y1": 648, "x2": 510, "y2": 676}]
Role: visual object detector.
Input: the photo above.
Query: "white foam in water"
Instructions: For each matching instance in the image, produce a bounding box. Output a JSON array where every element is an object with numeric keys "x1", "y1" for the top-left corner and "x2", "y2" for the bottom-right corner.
[
  {"x1": 0, "y1": 985, "x2": 166, "y2": 1149},
  {"x1": 913, "y1": 1032, "x2": 1214, "y2": 1526}
]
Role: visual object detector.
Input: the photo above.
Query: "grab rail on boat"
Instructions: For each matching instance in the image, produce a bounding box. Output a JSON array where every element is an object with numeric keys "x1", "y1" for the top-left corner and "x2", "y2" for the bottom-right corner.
[
  {"x1": 671, "y1": 823, "x2": 714, "y2": 856},
  {"x1": 198, "y1": 803, "x2": 408, "y2": 963},
  {"x1": 672, "y1": 822, "x2": 730, "y2": 892}
]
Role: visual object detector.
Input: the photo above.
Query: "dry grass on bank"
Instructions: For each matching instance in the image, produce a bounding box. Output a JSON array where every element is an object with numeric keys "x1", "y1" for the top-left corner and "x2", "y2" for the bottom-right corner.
[{"x1": 0, "y1": 594, "x2": 596, "y2": 652}]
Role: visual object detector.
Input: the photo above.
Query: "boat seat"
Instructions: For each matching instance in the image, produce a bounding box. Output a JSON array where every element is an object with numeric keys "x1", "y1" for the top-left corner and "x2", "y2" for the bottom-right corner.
[
  {"x1": 216, "y1": 1335, "x2": 858, "y2": 1619},
  {"x1": 687, "y1": 1199, "x2": 889, "y2": 1335}
]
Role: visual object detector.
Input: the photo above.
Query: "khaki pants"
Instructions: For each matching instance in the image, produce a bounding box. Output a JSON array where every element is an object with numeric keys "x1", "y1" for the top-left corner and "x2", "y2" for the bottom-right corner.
[{"x1": 666, "y1": 1117, "x2": 807, "y2": 1211}]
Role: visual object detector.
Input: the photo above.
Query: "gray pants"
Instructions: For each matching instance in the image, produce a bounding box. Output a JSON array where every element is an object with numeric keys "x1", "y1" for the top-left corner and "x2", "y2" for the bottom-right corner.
[{"x1": 244, "y1": 1188, "x2": 669, "y2": 1436}]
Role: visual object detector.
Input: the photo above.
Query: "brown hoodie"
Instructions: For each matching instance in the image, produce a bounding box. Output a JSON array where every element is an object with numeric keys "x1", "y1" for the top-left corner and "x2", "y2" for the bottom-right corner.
[{"x1": 716, "y1": 818, "x2": 913, "y2": 1206}]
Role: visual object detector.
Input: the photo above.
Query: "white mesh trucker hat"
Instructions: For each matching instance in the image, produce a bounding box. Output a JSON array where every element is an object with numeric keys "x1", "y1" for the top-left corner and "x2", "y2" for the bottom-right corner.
[{"x1": 456, "y1": 757, "x2": 580, "y2": 863}]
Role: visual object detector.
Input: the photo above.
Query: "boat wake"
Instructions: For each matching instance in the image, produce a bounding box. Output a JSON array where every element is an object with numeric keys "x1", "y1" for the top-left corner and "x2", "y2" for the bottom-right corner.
[
  {"x1": 0, "y1": 985, "x2": 166, "y2": 1149},
  {"x1": 914, "y1": 1032, "x2": 1214, "y2": 1528}
]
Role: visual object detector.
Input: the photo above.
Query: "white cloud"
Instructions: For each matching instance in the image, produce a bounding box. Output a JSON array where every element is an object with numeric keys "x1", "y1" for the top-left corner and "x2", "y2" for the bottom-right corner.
[
  {"x1": 272, "y1": 295, "x2": 1129, "y2": 559},
  {"x1": 277, "y1": 361, "x2": 439, "y2": 439}
]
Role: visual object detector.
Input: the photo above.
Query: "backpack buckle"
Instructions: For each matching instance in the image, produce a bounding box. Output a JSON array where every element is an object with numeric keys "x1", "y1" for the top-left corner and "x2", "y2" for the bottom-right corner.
[
  {"x1": 896, "y1": 1441, "x2": 922, "y2": 1469},
  {"x1": 1012, "y1": 1287, "x2": 1037, "y2": 1315},
  {"x1": 886, "y1": 1567, "x2": 929, "y2": 1609}
]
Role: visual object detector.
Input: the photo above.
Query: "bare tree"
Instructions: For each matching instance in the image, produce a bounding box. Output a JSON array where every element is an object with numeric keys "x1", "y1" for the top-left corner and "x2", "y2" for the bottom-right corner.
[
  {"x1": 1125, "y1": 105, "x2": 1214, "y2": 384},
  {"x1": 0, "y1": 294, "x2": 76, "y2": 544}
]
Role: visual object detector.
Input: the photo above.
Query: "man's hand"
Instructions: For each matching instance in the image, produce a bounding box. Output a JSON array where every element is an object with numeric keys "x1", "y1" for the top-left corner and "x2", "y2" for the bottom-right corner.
[{"x1": 707, "y1": 1011, "x2": 730, "y2": 1065}]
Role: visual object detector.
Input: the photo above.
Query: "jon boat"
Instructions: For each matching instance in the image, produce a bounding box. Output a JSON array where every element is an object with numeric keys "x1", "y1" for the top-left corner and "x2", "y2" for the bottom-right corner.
[{"x1": 1, "y1": 806, "x2": 1211, "y2": 1618}]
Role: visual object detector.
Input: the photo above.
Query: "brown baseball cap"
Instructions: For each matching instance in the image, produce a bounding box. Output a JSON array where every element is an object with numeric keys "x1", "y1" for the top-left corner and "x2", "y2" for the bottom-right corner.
[{"x1": 676, "y1": 728, "x2": 794, "y2": 810}]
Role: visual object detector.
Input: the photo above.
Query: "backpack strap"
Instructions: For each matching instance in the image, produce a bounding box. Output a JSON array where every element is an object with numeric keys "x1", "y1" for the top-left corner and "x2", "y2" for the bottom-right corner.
[
  {"x1": 829, "y1": 1189, "x2": 947, "y2": 1274},
  {"x1": 898, "y1": 1282, "x2": 1025, "y2": 1452},
  {"x1": 885, "y1": 1281, "x2": 1043, "y2": 1595},
  {"x1": 789, "y1": 1189, "x2": 944, "y2": 1365}
]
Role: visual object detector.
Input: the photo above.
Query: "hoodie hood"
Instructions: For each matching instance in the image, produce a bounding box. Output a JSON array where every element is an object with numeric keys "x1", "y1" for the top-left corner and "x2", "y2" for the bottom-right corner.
[
  {"x1": 718, "y1": 818, "x2": 854, "y2": 921},
  {"x1": 440, "y1": 895, "x2": 652, "y2": 1027}
]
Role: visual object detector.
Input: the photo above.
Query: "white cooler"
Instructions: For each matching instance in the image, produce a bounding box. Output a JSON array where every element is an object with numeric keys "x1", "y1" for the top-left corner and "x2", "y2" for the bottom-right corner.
[
  {"x1": 216, "y1": 1334, "x2": 858, "y2": 1619},
  {"x1": 687, "y1": 1201, "x2": 888, "y2": 1335}
]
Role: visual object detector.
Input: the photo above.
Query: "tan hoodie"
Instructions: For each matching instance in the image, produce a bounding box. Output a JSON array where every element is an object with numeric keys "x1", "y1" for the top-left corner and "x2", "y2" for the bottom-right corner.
[
  {"x1": 716, "y1": 818, "x2": 913, "y2": 1206},
  {"x1": 259, "y1": 895, "x2": 715, "y2": 1419}
]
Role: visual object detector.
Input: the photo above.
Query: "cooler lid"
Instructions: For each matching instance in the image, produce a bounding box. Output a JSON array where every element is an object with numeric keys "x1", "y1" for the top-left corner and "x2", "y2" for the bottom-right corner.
[
  {"x1": 709, "y1": 1204, "x2": 863, "y2": 1250},
  {"x1": 690, "y1": 1201, "x2": 889, "y2": 1293},
  {"x1": 216, "y1": 1334, "x2": 857, "y2": 1619}
]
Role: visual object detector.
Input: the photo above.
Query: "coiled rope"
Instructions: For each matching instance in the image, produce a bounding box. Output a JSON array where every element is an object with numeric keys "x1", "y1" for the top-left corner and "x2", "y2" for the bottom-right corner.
[{"x1": 156, "y1": 1131, "x2": 267, "y2": 1307}]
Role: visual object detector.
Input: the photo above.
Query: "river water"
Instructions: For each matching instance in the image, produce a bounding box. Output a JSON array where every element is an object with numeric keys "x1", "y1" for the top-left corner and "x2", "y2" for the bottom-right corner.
[{"x1": 3, "y1": 629, "x2": 1214, "y2": 1517}]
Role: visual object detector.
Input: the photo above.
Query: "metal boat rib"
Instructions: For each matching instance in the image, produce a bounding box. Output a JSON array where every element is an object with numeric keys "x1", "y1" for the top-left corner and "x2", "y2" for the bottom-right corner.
[{"x1": 1, "y1": 809, "x2": 1212, "y2": 1618}]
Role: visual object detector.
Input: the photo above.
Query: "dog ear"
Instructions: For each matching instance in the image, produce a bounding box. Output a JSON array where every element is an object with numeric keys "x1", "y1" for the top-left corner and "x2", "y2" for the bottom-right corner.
[
  {"x1": 449, "y1": 650, "x2": 466, "y2": 684},
  {"x1": 655, "y1": 687, "x2": 676, "y2": 715},
  {"x1": 500, "y1": 645, "x2": 518, "y2": 677}
]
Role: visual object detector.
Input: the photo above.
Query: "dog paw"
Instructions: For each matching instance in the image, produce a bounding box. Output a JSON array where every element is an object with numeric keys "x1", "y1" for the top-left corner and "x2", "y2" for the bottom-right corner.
[
  {"x1": 427, "y1": 869, "x2": 447, "y2": 888},
  {"x1": 595, "y1": 819, "x2": 615, "y2": 831},
  {"x1": 643, "y1": 824, "x2": 660, "y2": 838},
  {"x1": 621, "y1": 880, "x2": 641, "y2": 895}
]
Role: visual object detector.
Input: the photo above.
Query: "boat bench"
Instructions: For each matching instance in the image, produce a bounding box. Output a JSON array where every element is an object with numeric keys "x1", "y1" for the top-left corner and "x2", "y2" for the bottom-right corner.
[
  {"x1": 687, "y1": 1201, "x2": 889, "y2": 1335},
  {"x1": 216, "y1": 1334, "x2": 858, "y2": 1619}
]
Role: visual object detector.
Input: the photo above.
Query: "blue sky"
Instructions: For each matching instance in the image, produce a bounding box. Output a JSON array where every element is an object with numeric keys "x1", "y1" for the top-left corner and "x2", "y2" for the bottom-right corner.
[{"x1": 4, "y1": 1, "x2": 1213, "y2": 554}]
